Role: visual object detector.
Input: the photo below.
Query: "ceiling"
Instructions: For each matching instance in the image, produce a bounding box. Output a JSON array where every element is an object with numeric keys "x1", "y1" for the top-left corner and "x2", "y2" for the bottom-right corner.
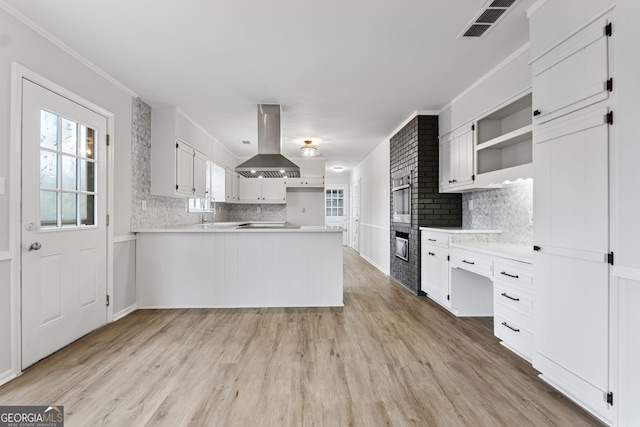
[{"x1": 2, "y1": 0, "x2": 534, "y2": 172}]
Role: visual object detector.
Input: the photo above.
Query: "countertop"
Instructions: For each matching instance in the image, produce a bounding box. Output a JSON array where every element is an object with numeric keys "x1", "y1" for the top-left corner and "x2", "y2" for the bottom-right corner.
[
  {"x1": 450, "y1": 242, "x2": 533, "y2": 264},
  {"x1": 419, "y1": 227, "x2": 502, "y2": 234},
  {"x1": 132, "y1": 222, "x2": 343, "y2": 233}
]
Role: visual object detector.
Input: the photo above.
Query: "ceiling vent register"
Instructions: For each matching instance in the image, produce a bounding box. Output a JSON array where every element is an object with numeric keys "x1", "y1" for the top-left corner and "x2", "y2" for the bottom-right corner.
[{"x1": 459, "y1": 0, "x2": 518, "y2": 39}]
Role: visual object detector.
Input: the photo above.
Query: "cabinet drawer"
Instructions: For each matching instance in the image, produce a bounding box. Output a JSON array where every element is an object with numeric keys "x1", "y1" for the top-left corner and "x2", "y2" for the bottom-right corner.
[
  {"x1": 421, "y1": 231, "x2": 449, "y2": 248},
  {"x1": 494, "y1": 299, "x2": 533, "y2": 332},
  {"x1": 494, "y1": 282, "x2": 533, "y2": 318},
  {"x1": 494, "y1": 260, "x2": 532, "y2": 288},
  {"x1": 494, "y1": 314, "x2": 533, "y2": 360},
  {"x1": 451, "y1": 249, "x2": 493, "y2": 277}
]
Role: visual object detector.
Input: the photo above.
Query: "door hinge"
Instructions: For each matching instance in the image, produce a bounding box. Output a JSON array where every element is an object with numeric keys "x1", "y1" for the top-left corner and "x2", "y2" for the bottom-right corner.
[
  {"x1": 106, "y1": 134, "x2": 111, "y2": 146},
  {"x1": 606, "y1": 78, "x2": 613, "y2": 92},
  {"x1": 471, "y1": 124, "x2": 475, "y2": 131},
  {"x1": 106, "y1": 214, "x2": 110, "y2": 226},
  {"x1": 607, "y1": 252, "x2": 614, "y2": 266},
  {"x1": 176, "y1": 142, "x2": 179, "y2": 148},
  {"x1": 106, "y1": 295, "x2": 110, "y2": 307},
  {"x1": 472, "y1": 174, "x2": 475, "y2": 181},
  {"x1": 605, "y1": 22, "x2": 612, "y2": 37},
  {"x1": 533, "y1": 245, "x2": 541, "y2": 251},
  {"x1": 606, "y1": 391, "x2": 613, "y2": 405},
  {"x1": 447, "y1": 255, "x2": 450, "y2": 261},
  {"x1": 606, "y1": 111, "x2": 614, "y2": 125},
  {"x1": 533, "y1": 109, "x2": 541, "y2": 117},
  {"x1": 447, "y1": 294, "x2": 450, "y2": 301}
]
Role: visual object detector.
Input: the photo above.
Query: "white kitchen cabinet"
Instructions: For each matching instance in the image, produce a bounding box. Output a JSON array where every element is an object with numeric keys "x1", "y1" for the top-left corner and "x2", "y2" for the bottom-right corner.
[
  {"x1": 475, "y1": 92, "x2": 533, "y2": 188},
  {"x1": 421, "y1": 231, "x2": 450, "y2": 309},
  {"x1": 209, "y1": 162, "x2": 226, "y2": 202},
  {"x1": 151, "y1": 107, "x2": 211, "y2": 198},
  {"x1": 225, "y1": 168, "x2": 240, "y2": 202},
  {"x1": 493, "y1": 258, "x2": 533, "y2": 362},
  {"x1": 440, "y1": 124, "x2": 474, "y2": 192},
  {"x1": 238, "y1": 178, "x2": 286, "y2": 203},
  {"x1": 531, "y1": 10, "x2": 614, "y2": 423},
  {"x1": 285, "y1": 157, "x2": 325, "y2": 188}
]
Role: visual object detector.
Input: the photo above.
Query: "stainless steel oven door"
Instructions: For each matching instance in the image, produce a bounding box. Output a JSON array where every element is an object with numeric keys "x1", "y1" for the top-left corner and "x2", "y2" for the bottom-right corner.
[{"x1": 395, "y1": 236, "x2": 409, "y2": 261}]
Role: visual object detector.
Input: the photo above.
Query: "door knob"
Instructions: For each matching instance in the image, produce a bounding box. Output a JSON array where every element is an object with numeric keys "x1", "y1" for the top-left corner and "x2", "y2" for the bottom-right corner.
[{"x1": 28, "y1": 242, "x2": 42, "y2": 251}]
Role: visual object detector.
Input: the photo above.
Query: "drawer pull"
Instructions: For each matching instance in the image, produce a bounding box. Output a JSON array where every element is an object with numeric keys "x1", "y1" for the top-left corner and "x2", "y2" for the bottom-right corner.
[
  {"x1": 428, "y1": 238, "x2": 436, "y2": 242},
  {"x1": 501, "y1": 321, "x2": 520, "y2": 333},
  {"x1": 428, "y1": 252, "x2": 435, "y2": 256},
  {"x1": 501, "y1": 292, "x2": 520, "y2": 302},
  {"x1": 462, "y1": 260, "x2": 475, "y2": 265},
  {"x1": 500, "y1": 271, "x2": 519, "y2": 279}
]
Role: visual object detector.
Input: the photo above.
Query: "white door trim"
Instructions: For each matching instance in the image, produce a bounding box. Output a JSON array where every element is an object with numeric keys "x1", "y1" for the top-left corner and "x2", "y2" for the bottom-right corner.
[{"x1": 9, "y1": 63, "x2": 115, "y2": 378}]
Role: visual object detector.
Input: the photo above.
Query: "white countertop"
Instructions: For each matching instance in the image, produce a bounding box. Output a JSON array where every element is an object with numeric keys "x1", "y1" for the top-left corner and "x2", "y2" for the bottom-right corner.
[
  {"x1": 419, "y1": 227, "x2": 502, "y2": 234},
  {"x1": 132, "y1": 222, "x2": 343, "y2": 233},
  {"x1": 450, "y1": 242, "x2": 533, "y2": 264}
]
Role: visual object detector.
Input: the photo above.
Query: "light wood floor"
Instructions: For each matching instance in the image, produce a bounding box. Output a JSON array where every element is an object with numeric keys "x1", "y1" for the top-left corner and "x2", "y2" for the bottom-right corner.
[{"x1": 1, "y1": 248, "x2": 603, "y2": 426}]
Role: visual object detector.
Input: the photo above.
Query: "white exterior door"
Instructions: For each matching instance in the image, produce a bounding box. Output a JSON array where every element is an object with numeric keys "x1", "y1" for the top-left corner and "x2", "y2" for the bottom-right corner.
[
  {"x1": 325, "y1": 185, "x2": 348, "y2": 245},
  {"x1": 21, "y1": 79, "x2": 108, "y2": 368},
  {"x1": 350, "y1": 180, "x2": 360, "y2": 252}
]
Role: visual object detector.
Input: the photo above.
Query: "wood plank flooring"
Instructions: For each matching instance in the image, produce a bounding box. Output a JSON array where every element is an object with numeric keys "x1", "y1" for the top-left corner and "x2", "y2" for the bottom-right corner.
[{"x1": 0, "y1": 248, "x2": 603, "y2": 426}]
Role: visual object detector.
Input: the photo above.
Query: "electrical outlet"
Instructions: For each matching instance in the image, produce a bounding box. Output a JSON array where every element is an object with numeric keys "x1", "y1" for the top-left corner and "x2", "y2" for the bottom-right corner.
[
  {"x1": 468, "y1": 200, "x2": 473, "y2": 211},
  {"x1": 302, "y1": 207, "x2": 306, "y2": 213},
  {"x1": 141, "y1": 200, "x2": 147, "y2": 211},
  {"x1": 256, "y1": 206, "x2": 261, "y2": 213}
]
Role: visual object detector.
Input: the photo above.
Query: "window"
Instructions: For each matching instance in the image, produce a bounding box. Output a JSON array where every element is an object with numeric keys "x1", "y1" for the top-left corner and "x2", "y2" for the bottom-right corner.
[
  {"x1": 40, "y1": 109, "x2": 97, "y2": 228},
  {"x1": 325, "y1": 188, "x2": 344, "y2": 217},
  {"x1": 188, "y1": 197, "x2": 211, "y2": 212}
]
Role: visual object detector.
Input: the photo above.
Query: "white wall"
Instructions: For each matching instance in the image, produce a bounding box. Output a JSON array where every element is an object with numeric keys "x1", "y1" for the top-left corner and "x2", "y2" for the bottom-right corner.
[
  {"x1": 286, "y1": 188, "x2": 325, "y2": 226},
  {"x1": 0, "y1": 7, "x2": 135, "y2": 382},
  {"x1": 350, "y1": 139, "x2": 390, "y2": 274}
]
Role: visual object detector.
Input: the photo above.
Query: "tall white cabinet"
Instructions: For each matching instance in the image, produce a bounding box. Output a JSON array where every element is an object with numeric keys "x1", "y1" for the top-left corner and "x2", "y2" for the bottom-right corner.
[{"x1": 531, "y1": 9, "x2": 614, "y2": 424}]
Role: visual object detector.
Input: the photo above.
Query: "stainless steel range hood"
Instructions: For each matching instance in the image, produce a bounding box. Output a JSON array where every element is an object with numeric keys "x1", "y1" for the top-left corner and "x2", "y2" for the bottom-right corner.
[{"x1": 235, "y1": 104, "x2": 301, "y2": 178}]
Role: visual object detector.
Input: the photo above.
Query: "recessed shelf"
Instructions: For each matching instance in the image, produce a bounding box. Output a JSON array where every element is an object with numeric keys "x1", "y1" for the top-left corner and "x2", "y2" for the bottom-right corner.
[{"x1": 476, "y1": 124, "x2": 532, "y2": 151}]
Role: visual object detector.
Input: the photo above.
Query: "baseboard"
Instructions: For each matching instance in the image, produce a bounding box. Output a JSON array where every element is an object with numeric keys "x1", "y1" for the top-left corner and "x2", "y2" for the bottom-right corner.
[
  {"x1": 0, "y1": 369, "x2": 19, "y2": 387},
  {"x1": 113, "y1": 303, "x2": 138, "y2": 321},
  {"x1": 360, "y1": 254, "x2": 390, "y2": 276}
]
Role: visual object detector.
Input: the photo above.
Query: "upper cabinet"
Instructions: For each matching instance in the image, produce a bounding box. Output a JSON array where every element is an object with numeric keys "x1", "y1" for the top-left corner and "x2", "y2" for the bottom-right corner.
[
  {"x1": 285, "y1": 157, "x2": 325, "y2": 188},
  {"x1": 151, "y1": 107, "x2": 211, "y2": 198},
  {"x1": 209, "y1": 162, "x2": 226, "y2": 203},
  {"x1": 440, "y1": 125, "x2": 475, "y2": 192},
  {"x1": 238, "y1": 177, "x2": 286, "y2": 203},
  {"x1": 224, "y1": 168, "x2": 240, "y2": 202},
  {"x1": 475, "y1": 92, "x2": 533, "y2": 187}
]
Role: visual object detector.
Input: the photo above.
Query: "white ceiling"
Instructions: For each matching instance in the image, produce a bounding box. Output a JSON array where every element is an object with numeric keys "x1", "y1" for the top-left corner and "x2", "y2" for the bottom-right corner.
[{"x1": 2, "y1": 0, "x2": 534, "y2": 172}]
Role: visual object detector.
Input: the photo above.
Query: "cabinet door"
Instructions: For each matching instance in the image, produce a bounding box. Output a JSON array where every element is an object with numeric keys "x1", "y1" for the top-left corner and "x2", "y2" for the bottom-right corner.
[
  {"x1": 225, "y1": 169, "x2": 238, "y2": 201},
  {"x1": 440, "y1": 126, "x2": 474, "y2": 192},
  {"x1": 210, "y1": 163, "x2": 226, "y2": 202},
  {"x1": 238, "y1": 177, "x2": 261, "y2": 202},
  {"x1": 439, "y1": 139, "x2": 452, "y2": 190},
  {"x1": 193, "y1": 150, "x2": 208, "y2": 197},
  {"x1": 261, "y1": 178, "x2": 286, "y2": 203},
  {"x1": 421, "y1": 248, "x2": 450, "y2": 306},
  {"x1": 175, "y1": 142, "x2": 194, "y2": 196},
  {"x1": 454, "y1": 129, "x2": 474, "y2": 184},
  {"x1": 533, "y1": 104, "x2": 610, "y2": 410},
  {"x1": 532, "y1": 15, "x2": 611, "y2": 124}
]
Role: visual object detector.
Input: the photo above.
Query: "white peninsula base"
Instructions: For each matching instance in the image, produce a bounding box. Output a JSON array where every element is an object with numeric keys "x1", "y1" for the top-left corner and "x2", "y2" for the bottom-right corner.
[{"x1": 135, "y1": 228, "x2": 343, "y2": 308}]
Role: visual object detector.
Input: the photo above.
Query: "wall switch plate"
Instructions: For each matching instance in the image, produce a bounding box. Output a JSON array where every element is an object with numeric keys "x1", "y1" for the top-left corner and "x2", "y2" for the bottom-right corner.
[
  {"x1": 468, "y1": 200, "x2": 473, "y2": 211},
  {"x1": 0, "y1": 176, "x2": 4, "y2": 195},
  {"x1": 256, "y1": 206, "x2": 261, "y2": 213},
  {"x1": 302, "y1": 207, "x2": 306, "y2": 213},
  {"x1": 141, "y1": 200, "x2": 147, "y2": 211}
]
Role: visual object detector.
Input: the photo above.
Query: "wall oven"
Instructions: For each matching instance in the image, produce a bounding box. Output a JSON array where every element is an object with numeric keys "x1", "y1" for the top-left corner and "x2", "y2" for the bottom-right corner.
[{"x1": 392, "y1": 174, "x2": 411, "y2": 224}]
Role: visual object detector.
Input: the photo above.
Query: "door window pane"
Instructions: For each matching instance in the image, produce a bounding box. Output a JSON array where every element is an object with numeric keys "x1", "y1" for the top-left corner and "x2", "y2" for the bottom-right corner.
[
  {"x1": 80, "y1": 125, "x2": 95, "y2": 159},
  {"x1": 61, "y1": 118, "x2": 77, "y2": 154},
  {"x1": 40, "y1": 191, "x2": 57, "y2": 228},
  {"x1": 61, "y1": 193, "x2": 77, "y2": 227},
  {"x1": 40, "y1": 110, "x2": 58, "y2": 150},
  {"x1": 80, "y1": 160, "x2": 95, "y2": 192},
  {"x1": 40, "y1": 150, "x2": 58, "y2": 189},
  {"x1": 80, "y1": 194, "x2": 95, "y2": 226},
  {"x1": 61, "y1": 155, "x2": 77, "y2": 190}
]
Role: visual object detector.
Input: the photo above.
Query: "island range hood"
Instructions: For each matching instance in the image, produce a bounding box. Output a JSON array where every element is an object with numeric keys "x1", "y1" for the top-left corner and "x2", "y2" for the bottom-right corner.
[{"x1": 235, "y1": 104, "x2": 301, "y2": 178}]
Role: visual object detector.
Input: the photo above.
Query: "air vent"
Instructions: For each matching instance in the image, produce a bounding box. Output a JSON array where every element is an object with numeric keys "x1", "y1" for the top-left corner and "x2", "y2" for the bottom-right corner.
[{"x1": 459, "y1": 0, "x2": 518, "y2": 39}]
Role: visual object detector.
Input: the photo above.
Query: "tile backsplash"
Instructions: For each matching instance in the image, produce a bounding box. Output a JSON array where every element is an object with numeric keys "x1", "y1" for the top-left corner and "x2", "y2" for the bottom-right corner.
[
  {"x1": 462, "y1": 181, "x2": 533, "y2": 245},
  {"x1": 130, "y1": 98, "x2": 286, "y2": 229}
]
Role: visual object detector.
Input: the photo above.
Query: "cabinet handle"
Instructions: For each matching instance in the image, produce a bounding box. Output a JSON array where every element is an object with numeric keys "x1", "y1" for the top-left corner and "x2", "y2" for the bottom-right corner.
[
  {"x1": 533, "y1": 109, "x2": 541, "y2": 117},
  {"x1": 462, "y1": 260, "x2": 475, "y2": 265},
  {"x1": 428, "y1": 238, "x2": 436, "y2": 242},
  {"x1": 501, "y1": 321, "x2": 520, "y2": 333},
  {"x1": 428, "y1": 252, "x2": 435, "y2": 256},
  {"x1": 500, "y1": 292, "x2": 520, "y2": 302},
  {"x1": 500, "y1": 271, "x2": 519, "y2": 279}
]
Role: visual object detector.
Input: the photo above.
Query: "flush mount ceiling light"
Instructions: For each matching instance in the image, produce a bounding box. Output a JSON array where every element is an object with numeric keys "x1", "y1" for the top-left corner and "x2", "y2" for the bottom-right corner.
[
  {"x1": 458, "y1": 0, "x2": 518, "y2": 39},
  {"x1": 332, "y1": 166, "x2": 344, "y2": 172},
  {"x1": 300, "y1": 140, "x2": 319, "y2": 157}
]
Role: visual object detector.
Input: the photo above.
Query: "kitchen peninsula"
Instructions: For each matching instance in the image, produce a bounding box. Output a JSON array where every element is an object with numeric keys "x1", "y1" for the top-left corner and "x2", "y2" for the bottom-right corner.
[{"x1": 134, "y1": 223, "x2": 343, "y2": 308}]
